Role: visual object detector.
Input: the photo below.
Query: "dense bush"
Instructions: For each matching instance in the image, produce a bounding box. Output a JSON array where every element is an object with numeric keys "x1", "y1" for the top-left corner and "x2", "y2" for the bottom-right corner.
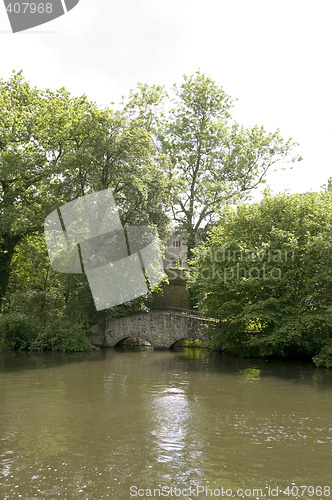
[
  {"x1": 0, "y1": 313, "x2": 94, "y2": 352},
  {"x1": 188, "y1": 191, "x2": 332, "y2": 367},
  {"x1": 0, "y1": 313, "x2": 39, "y2": 350}
]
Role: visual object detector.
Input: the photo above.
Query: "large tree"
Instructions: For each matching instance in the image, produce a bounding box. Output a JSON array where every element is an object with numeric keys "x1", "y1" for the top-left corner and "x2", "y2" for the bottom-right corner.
[
  {"x1": 0, "y1": 72, "x2": 169, "y2": 308},
  {"x1": 0, "y1": 72, "x2": 54, "y2": 304},
  {"x1": 124, "y1": 72, "x2": 301, "y2": 258}
]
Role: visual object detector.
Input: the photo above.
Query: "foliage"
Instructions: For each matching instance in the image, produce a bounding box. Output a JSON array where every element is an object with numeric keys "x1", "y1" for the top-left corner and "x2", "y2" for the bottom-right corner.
[
  {"x1": 29, "y1": 319, "x2": 94, "y2": 352},
  {"x1": 0, "y1": 313, "x2": 94, "y2": 352},
  {"x1": 0, "y1": 71, "x2": 170, "y2": 321},
  {"x1": 0, "y1": 70, "x2": 305, "y2": 354},
  {"x1": 313, "y1": 343, "x2": 332, "y2": 368},
  {"x1": 0, "y1": 313, "x2": 39, "y2": 350},
  {"x1": 176, "y1": 338, "x2": 205, "y2": 348},
  {"x1": 188, "y1": 190, "x2": 332, "y2": 367},
  {"x1": 124, "y1": 71, "x2": 301, "y2": 257},
  {"x1": 7, "y1": 232, "x2": 97, "y2": 323}
]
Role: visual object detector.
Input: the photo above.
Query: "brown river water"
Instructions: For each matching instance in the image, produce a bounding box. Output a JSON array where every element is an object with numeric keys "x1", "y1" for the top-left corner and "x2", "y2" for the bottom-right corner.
[{"x1": 0, "y1": 348, "x2": 331, "y2": 499}]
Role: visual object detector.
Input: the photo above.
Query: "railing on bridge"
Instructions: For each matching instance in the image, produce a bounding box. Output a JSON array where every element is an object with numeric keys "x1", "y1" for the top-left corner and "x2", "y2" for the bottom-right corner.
[
  {"x1": 94, "y1": 305, "x2": 219, "y2": 328},
  {"x1": 150, "y1": 305, "x2": 219, "y2": 321},
  {"x1": 149, "y1": 305, "x2": 204, "y2": 317}
]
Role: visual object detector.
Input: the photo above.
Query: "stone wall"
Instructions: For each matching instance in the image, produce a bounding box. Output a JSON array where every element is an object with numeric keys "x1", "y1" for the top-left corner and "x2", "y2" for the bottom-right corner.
[
  {"x1": 147, "y1": 268, "x2": 189, "y2": 309},
  {"x1": 91, "y1": 312, "x2": 213, "y2": 349}
]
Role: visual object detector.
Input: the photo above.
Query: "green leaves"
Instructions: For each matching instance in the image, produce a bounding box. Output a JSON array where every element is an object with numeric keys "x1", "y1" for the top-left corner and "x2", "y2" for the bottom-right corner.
[
  {"x1": 138, "y1": 71, "x2": 299, "y2": 257},
  {"x1": 0, "y1": 72, "x2": 170, "y2": 309},
  {"x1": 120, "y1": 71, "x2": 300, "y2": 261},
  {"x1": 188, "y1": 190, "x2": 332, "y2": 366}
]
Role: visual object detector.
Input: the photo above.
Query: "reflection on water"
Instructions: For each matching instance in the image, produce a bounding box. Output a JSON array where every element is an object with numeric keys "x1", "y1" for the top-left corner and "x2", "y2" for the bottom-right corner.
[
  {"x1": 0, "y1": 349, "x2": 331, "y2": 499},
  {"x1": 149, "y1": 382, "x2": 208, "y2": 488},
  {"x1": 151, "y1": 387, "x2": 191, "y2": 460},
  {"x1": 237, "y1": 367, "x2": 261, "y2": 383}
]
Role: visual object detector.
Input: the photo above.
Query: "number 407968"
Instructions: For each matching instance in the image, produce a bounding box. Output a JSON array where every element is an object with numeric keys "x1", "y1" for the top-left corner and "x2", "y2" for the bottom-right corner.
[{"x1": 6, "y1": 3, "x2": 53, "y2": 14}]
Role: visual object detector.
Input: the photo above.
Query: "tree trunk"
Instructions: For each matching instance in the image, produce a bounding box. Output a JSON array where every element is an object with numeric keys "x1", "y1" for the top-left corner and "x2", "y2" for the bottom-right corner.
[
  {"x1": 186, "y1": 228, "x2": 196, "y2": 262},
  {"x1": 0, "y1": 234, "x2": 22, "y2": 309}
]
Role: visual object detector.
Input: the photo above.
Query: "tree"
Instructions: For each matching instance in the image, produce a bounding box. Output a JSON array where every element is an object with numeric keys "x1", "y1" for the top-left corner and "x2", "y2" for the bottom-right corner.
[
  {"x1": 125, "y1": 72, "x2": 301, "y2": 258},
  {"x1": 188, "y1": 189, "x2": 332, "y2": 367},
  {"x1": 53, "y1": 105, "x2": 170, "y2": 231},
  {"x1": 0, "y1": 72, "x2": 170, "y2": 310},
  {"x1": 0, "y1": 71, "x2": 55, "y2": 305}
]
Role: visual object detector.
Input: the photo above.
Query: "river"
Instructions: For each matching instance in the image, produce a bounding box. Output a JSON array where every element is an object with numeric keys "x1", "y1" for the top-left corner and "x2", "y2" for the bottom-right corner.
[{"x1": 0, "y1": 348, "x2": 331, "y2": 499}]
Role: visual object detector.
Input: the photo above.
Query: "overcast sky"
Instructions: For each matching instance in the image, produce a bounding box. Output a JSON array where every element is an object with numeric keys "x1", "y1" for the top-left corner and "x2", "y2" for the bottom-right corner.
[{"x1": 1, "y1": 0, "x2": 331, "y2": 197}]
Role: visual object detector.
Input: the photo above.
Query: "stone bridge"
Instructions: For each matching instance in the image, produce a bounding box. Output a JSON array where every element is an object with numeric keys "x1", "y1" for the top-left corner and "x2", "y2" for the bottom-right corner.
[{"x1": 91, "y1": 312, "x2": 214, "y2": 349}]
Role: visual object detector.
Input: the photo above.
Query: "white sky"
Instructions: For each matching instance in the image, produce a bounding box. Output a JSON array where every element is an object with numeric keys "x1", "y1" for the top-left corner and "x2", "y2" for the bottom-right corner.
[{"x1": 1, "y1": 0, "x2": 331, "y2": 197}]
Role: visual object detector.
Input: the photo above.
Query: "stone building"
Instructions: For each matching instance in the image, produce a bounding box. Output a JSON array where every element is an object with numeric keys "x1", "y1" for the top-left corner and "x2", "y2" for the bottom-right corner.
[{"x1": 164, "y1": 232, "x2": 188, "y2": 268}]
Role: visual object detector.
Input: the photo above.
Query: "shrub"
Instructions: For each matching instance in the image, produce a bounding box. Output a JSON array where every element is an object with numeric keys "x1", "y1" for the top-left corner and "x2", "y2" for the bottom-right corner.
[
  {"x1": 29, "y1": 319, "x2": 94, "y2": 352},
  {"x1": 312, "y1": 344, "x2": 332, "y2": 368},
  {"x1": 0, "y1": 313, "x2": 40, "y2": 350},
  {"x1": 0, "y1": 313, "x2": 94, "y2": 352}
]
